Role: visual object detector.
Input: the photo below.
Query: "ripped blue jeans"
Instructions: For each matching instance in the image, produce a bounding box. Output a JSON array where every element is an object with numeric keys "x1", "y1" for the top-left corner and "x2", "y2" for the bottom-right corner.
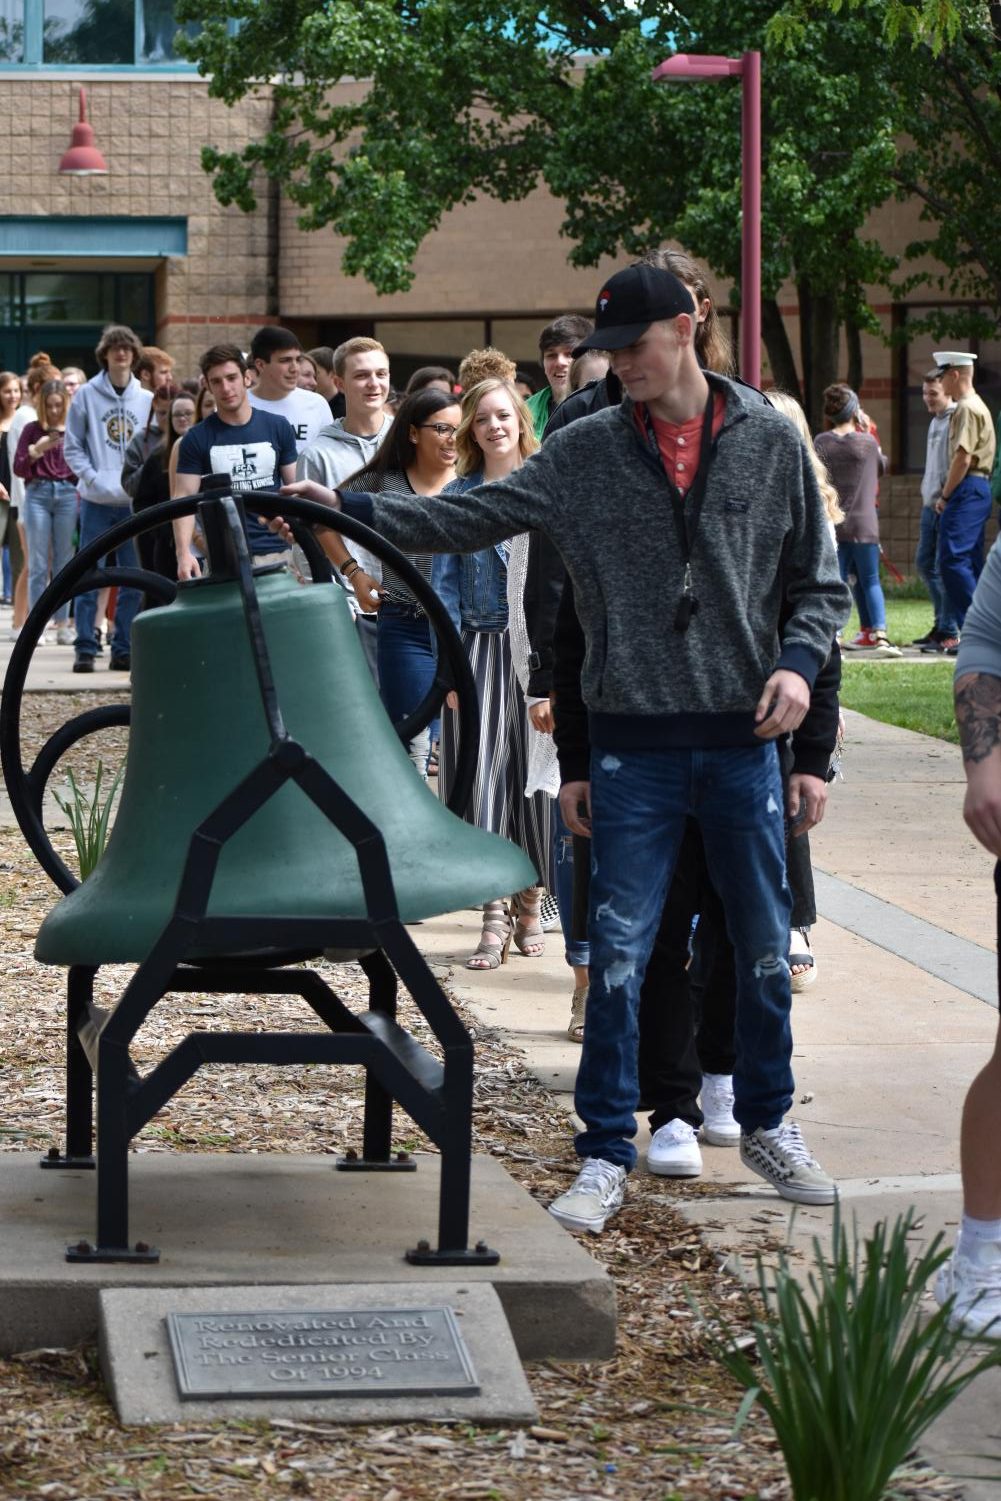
[{"x1": 575, "y1": 741, "x2": 793, "y2": 1169}]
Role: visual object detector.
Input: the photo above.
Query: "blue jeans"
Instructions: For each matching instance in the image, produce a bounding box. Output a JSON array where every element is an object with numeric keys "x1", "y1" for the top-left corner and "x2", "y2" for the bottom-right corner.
[
  {"x1": 24, "y1": 480, "x2": 77, "y2": 621},
  {"x1": 552, "y1": 797, "x2": 589, "y2": 969},
  {"x1": 377, "y1": 600, "x2": 435, "y2": 774},
  {"x1": 575, "y1": 742, "x2": 793, "y2": 1170},
  {"x1": 837, "y1": 540, "x2": 885, "y2": 630},
  {"x1": 915, "y1": 506, "x2": 959, "y2": 635},
  {"x1": 939, "y1": 475, "x2": 992, "y2": 628},
  {"x1": 73, "y1": 500, "x2": 142, "y2": 661}
]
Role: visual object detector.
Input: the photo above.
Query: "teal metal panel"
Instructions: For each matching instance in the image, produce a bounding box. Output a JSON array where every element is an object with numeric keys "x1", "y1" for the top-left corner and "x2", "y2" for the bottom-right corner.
[{"x1": 0, "y1": 217, "x2": 187, "y2": 257}]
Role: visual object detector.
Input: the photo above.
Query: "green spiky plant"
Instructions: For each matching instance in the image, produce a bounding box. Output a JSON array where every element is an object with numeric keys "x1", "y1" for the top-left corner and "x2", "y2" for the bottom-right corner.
[
  {"x1": 52, "y1": 760, "x2": 125, "y2": 880},
  {"x1": 710, "y1": 1208, "x2": 1001, "y2": 1501}
]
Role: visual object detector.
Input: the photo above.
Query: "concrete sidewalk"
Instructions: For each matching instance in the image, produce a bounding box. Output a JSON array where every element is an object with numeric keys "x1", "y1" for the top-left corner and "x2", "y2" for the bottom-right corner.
[
  {"x1": 3, "y1": 596, "x2": 999, "y2": 1491},
  {"x1": 420, "y1": 710, "x2": 1000, "y2": 1498}
]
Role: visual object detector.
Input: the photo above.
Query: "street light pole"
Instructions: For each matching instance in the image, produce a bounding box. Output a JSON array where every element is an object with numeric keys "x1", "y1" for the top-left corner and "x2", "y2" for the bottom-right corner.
[{"x1": 652, "y1": 50, "x2": 762, "y2": 390}]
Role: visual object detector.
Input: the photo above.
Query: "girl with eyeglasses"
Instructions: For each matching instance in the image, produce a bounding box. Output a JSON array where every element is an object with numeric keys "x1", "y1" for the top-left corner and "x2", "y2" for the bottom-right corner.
[{"x1": 342, "y1": 385, "x2": 462, "y2": 774}]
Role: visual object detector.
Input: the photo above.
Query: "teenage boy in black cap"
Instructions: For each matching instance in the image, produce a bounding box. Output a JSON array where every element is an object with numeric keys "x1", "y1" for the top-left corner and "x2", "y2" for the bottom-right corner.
[{"x1": 279, "y1": 264, "x2": 851, "y2": 1230}]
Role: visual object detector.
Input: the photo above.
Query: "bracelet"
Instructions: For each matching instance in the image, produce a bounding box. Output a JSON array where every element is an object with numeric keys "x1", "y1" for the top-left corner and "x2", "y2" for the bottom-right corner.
[
  {"x1": 343, "y1": 562, "x2": 361, "y2": 580},
  {"x1": 339, "y1": 556, "x2": 358, "y2": 576}
]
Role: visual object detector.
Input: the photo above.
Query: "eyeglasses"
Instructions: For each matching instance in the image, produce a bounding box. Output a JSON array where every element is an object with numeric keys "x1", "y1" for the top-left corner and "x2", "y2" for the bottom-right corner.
[{"x1": 418, "y1": 423, "x2": 459, "y2": 438}]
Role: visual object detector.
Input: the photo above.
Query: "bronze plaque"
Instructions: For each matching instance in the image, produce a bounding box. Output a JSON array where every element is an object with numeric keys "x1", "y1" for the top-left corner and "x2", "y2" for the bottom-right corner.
[{"x1": 166, "y1": 1305, "x2": 479, "y2": 1400}]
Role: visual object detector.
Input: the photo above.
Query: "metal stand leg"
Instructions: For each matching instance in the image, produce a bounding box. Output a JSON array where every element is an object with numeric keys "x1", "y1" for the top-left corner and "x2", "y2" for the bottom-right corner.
[
  {"x1": 338, "y1": 949, "x2": 415, "y2": 1172},
  {"x1": 67, "y1": 1035, "x2": 158, "y2": 1263},
  {"x1": 41, "y1": 966, "x2": 96, "y2": 1171}
]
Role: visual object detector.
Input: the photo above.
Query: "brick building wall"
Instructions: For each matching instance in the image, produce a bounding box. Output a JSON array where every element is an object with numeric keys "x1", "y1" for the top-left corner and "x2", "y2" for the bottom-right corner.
[
  {"x1": 879, "y1": 475, "x2": 998, "y2": 579},
  {"x1": 0, "y1": 76, "x2": 273, "y2": 374}
]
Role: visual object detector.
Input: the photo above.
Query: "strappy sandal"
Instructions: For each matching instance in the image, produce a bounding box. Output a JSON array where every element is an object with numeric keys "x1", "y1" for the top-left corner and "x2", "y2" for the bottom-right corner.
[
  {"x1": 511, "y1": 886, "x2": 545, "y2": 958},
  {"x1": 568, "y1": 984, "x2": 587, "y2": 1043},
  {"x1": 466, "y1": 900, "x2": 512, "y2": 970},
  {"x1": 790, "y1": 927, "x2": 818, "y2": 992}
]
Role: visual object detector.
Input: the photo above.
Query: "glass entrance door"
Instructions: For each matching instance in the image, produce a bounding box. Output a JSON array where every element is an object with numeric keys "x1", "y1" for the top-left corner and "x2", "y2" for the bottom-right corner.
[{"x1": 0, "y1": 270, "x2": 155, "y2": 375}]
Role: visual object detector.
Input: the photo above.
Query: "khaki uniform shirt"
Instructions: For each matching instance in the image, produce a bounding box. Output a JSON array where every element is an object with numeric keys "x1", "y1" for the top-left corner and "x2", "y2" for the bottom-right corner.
[{"x1": 949, "y1": 390, "x2": 996, "y2": 476}]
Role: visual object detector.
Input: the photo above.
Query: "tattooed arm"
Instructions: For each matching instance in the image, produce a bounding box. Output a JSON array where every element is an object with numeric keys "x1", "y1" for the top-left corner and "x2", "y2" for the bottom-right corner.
[{"x1": 956, "y1": 672, "x2": 1001, "y2": 855}]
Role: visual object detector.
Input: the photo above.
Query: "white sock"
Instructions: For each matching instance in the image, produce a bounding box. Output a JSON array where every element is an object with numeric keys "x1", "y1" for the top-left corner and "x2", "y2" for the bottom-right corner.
[{"x1": 958, "y1": 1213, "x2": 1001, "y2": 1259}]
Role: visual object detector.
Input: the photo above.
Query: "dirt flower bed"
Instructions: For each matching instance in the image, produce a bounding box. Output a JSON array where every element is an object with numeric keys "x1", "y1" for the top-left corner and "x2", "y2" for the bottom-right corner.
[{"x1": 0, "y1": 695, "x2": 963, "y2": 1500}]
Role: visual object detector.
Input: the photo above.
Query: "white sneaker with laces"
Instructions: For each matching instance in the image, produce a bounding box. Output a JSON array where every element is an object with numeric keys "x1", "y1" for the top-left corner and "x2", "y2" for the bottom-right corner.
[
  {"x1": 36, "y1": 631, "x2": 49, "y2": 646},
  {"x1": 740, "y1": 1121, "x2": 836, "y2": 1205},
  {"x1": 935, "y1": 1241, "x2": 1001, "y2": 1337},
  {"x1": 56, "y1": 624, "x2": 75, "y2": 645},
  {"x1": 647, "y1": 1119, "x2": 702, "y2": 1177},
  {"x1": 548, "y1": 1158, "x2": 627, "y2": 1233},
  {"x1": 700, "y1": 1073, "x2": 741, "y2": 1146}
]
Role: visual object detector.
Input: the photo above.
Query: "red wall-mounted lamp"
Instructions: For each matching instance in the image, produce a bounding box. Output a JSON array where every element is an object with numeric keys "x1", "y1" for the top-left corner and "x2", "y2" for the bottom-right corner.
[{"x1": 58, "y1": 87, "x2": 109, "y2": 176}]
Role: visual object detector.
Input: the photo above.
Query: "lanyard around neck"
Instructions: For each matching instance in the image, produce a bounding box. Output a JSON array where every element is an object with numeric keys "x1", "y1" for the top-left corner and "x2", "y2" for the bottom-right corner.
[{"x1": 640, "y1": 384, "x2": 717, "y2": 633}]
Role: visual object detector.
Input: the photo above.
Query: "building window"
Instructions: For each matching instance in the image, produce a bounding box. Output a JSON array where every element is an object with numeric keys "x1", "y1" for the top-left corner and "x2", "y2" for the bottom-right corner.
[
  {"x1": 0, "y1": 270, "x2": 155, "y2": 374},
  {"x1": 0, "y1": 0, "x2": 196, "y2": 66}
]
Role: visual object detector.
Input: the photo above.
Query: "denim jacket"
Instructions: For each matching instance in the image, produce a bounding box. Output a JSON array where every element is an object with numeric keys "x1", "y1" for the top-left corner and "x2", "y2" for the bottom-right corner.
[{"x1": 433, "y1": 474, "x2": 509, "y2": 633}]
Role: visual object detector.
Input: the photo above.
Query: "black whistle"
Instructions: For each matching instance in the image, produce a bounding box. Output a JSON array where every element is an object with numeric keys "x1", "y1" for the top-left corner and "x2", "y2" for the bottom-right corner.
[{"x1": 674, "y1": 594, "x2": 699, "y2": 633}]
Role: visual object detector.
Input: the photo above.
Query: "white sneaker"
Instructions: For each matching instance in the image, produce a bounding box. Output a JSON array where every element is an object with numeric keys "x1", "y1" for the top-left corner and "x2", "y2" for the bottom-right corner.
[
  {"x1": 740, "y1": 1121, "x2": 837, "y2": 1205},
  {"x1": 700, "y1": 1073, "x2": 741, "y2": 1146},
  {"x1": 647, "y1": 1119, "x2": 702, "y2": 1177},
  {"x1": 56, "y1": 625, "x2": 75, "y2": 645},
  {"x1": 935, "y1": 1242, "x2": 1001, "y2": 1337},
  {"x1": 548, "y1": 1159, "x2": 627, "y2": 1233}
]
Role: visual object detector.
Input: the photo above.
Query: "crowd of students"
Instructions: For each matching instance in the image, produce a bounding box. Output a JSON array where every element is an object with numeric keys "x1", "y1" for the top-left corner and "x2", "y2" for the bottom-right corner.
[{"x1": 14, "y1": 278, "x2": 999, "y2": 1319}]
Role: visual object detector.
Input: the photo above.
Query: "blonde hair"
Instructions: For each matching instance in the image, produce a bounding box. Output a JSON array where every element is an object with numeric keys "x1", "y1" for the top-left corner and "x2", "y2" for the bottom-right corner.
[
  {"x1": 570, "y1": 351, "x2": 609, "y2": 391},
  {"x1": 333, "y1": 336, "x2": 386, "y2": 377},
  {"x1": 767, "y1": 389, "x2": 844, "y2": 526},
  {"x1": 457, "y1": 346, "x2": 516, "y2": 391},
  {"x1": 454, "y1": 378, "x2": 539, "y2": 477}
]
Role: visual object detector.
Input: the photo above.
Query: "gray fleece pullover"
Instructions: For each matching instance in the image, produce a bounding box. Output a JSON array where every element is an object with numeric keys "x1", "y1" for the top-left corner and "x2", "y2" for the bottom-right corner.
[
  {"x1": 341, "y1": 374, "x2": 851, "y2": 750},
  {"x1": 955, "y1": 535, "x2": 1001, "y2": 682}
]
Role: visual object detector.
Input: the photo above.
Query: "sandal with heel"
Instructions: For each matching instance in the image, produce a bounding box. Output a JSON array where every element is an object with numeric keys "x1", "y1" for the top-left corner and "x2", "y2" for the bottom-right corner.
[
  {"x1": 511, "y1": 886, "x2": 545, "y2": 958},
  {"x1": 466, "y1": 900, "x2": 513, "y2": 970},
  {"x1": 789, "y1": 926, "x2": 817, "y2": 992},
  {"x1": 568, "y1": 983, "x2": 588, "y2": 1043}
]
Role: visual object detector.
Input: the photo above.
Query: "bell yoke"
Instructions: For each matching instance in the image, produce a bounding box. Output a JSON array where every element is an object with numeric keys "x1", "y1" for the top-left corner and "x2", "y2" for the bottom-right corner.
[{"x1": 0, "y1": 487, "x2": 533, "y2": 1264}]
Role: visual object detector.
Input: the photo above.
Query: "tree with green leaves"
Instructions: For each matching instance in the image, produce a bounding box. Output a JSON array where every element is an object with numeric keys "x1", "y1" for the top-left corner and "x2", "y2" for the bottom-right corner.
[
  {"x1": 771, "y1": 1, "x2": 1001, "y2": 342},
  {"x1": 176, "y1": 0, "x2": 907, "y2": 423}
]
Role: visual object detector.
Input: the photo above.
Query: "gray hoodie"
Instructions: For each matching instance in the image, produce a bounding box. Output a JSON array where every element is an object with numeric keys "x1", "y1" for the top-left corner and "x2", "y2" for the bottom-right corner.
[
  {"x1": 341, "y1": 374, "x2": 851, "y2": 749},
  {"x1": 64, "y1": 369, "x2": 152, "y2": 507},
  {"x1": 297, "y1": 415, "x2": 392, "y2": 583}
]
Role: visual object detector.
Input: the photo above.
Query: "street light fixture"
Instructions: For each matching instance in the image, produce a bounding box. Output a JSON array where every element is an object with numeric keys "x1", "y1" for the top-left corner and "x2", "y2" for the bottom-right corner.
[{"x1": 652, "y1": 51, "x2": 761, "y2": 390}]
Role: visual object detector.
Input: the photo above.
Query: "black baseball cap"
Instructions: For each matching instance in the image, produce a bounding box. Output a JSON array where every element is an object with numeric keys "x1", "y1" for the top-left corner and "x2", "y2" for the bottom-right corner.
[{"x1": 574, "y1": 265, "x2": 697, "y2": 353}]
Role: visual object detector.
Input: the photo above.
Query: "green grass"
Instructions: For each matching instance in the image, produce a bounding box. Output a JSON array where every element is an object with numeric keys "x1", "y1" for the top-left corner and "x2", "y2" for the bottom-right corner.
[
  {"x1": 843, "y1": 593, "x2": 934, "y2": 649},
  {"x1": 837, "y1": 578, "x2": 958, "y2": 743},
  {"x1": 839, "y1": 660, "x2": 957, "y2": 742}
]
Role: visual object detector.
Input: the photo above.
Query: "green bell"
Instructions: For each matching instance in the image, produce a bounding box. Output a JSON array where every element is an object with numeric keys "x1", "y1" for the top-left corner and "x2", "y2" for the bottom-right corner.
[{"x1": 35, "y1": 568, "x2": 535, "y2": 967}]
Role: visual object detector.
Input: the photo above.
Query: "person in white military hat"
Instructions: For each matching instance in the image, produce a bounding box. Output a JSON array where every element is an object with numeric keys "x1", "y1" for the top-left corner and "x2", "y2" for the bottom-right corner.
[{"x1": 932, "y1": 351, "x2": 996, "y2": 652}]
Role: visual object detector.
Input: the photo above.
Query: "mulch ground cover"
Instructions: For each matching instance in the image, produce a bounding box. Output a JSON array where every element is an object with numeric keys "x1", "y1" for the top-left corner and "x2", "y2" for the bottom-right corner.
[{"x1": 0, "y1": 695, "x2": 964, "y2": 1500}]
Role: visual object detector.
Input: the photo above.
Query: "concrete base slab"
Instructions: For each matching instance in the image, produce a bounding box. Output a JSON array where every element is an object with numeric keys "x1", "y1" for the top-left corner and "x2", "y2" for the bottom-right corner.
[
  {"x1": 0, "y1": 1151, "x2": 613, "y2": 1362},
  {"x1": 100, "y1": 1282, "x2": 538, "y2": 1426}
]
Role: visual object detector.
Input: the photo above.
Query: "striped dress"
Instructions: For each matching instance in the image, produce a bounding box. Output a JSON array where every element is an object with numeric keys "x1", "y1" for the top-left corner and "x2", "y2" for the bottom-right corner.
[{"x1": 436, "y1": 475, "x2": 554, "y2": 890}]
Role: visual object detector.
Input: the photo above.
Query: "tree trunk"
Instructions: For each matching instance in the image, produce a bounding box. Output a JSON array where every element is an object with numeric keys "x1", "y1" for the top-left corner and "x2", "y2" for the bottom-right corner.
[
  {"x1": 846, "y1": 320, "x2": 863, "y2": 396},
  {"x1": 799, "y1": 282, "x2": 840, "y2": 433},
  {"x1": 761, "y1": 297, "x2": 801, "y2": 403}
]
